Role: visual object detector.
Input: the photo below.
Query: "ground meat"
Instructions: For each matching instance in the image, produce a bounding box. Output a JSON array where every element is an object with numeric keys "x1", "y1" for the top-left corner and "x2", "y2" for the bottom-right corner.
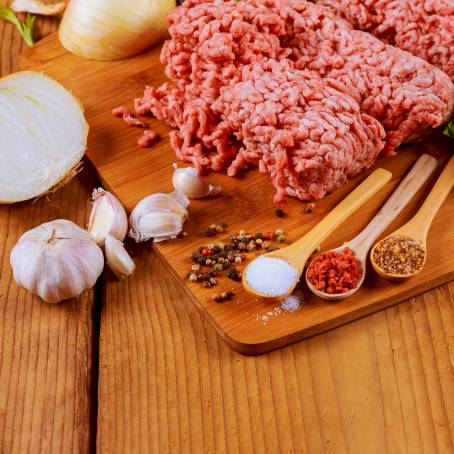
[
  {"x1": 112, "y1": 106, "x2": 148, "y2": 128},
  {"x1": 315, "y1": 0, "x2": 454, "y2": 81},
  {"x1": 215, "y1": 59, "x2": 385, "y2": 204},
  {"x1": 129, "y1": 0, "x2": 454, "y2": 203},
  {"x1": 279, "y1": 0, "x2": 454, "y2": 155},
  {"x1": 138, "y1": 129, "x2": 159, "y2": 148}
]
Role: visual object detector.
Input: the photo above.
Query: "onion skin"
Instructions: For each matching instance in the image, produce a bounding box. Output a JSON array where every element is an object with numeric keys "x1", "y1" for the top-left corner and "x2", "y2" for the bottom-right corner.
[{"x1": 59, "y1": 0, "x2": 176, "y2": 61}]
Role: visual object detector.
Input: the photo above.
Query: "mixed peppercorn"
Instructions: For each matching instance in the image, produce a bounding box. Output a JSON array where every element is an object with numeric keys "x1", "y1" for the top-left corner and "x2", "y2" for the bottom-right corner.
[{"x1": 187, "y1": 223, "x2": 287, "y2": 301}]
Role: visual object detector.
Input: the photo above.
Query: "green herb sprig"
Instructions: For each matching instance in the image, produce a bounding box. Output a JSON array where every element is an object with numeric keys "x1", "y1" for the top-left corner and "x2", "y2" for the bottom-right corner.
[
  {"x1": 0, "y1": 7, "x2": 35, "y2": 46},
  {"x1": 444, "y1": 119, "x2": 454, "y2": 140}
]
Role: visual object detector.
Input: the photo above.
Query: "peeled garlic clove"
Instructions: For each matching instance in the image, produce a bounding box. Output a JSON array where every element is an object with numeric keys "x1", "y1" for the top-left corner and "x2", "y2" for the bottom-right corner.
[
  {"x1": 104, "y1": 234, "x2": 135, "y2": 279},
  {"x1": 129, "y1": 210, "x2": 185, "y2": 242},
  {"x1": 88, "y1": 187, "x2": 128, "y2": 245},
  {"x1": 10, "y1": 219, "x2": 104, "y2": 304},
  {"x1": 172, "y1": 164, "x2": 222, "y2": 199}
]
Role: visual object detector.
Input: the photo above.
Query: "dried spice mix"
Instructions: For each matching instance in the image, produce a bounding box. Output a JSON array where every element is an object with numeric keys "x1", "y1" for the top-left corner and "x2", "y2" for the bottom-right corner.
[
  {"x1": 307, "y1": 247, "x2": 363, "y2": 294},
  {"x1": 373, "y1": 236, "x2": 426, "y2": 276}
]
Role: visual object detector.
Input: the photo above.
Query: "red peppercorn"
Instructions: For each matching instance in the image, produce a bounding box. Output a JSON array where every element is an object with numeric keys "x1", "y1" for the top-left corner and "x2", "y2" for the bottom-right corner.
[
  {"x1": 264, "y1": 231, "x2": 274, "y2": 240},
  {"x1": 200, "y1": 247, "x2": 214, "y2": 257}
]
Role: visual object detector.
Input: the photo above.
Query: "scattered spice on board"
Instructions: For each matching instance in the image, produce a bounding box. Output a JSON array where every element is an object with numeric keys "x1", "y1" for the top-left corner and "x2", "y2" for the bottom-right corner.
[
  {"x1": 203, "y1": 222, "x2": 227, "y2": 237},
  {"x1": 372, "y1": 236, "x2": 426, "y2": 276},
  {"x1": 305, "y1": 202, "x2": 315, "y2": 214},
  {"x1": 275, "y1": 208, "x2": 285, "y2": 218},
  {"x1": 307, "y1": 247, "x2": 362, "y2": 294},
  {"x1": 187, "y1": 227, "x2": 287, "y2": 297},
  {"x1": 256, "y1": 291, "x2": 305, "y2": 324}
]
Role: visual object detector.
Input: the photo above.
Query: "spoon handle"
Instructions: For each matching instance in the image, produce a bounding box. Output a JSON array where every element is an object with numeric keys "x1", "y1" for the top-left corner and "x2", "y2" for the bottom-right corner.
[
  {"x1": 406, "y1": 154, "x2": 454, "y2": 239},
  {"x1": 288, "y1": 168, "x2": 392, "y2": 262},
  {"x1": 350, "y1": 154, "x2": 437, "y2": 256}
]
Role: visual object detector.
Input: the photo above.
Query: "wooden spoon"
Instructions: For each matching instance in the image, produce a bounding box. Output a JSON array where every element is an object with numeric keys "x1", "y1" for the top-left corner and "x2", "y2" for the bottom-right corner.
[
  {"x1": 305, "y1": 154, "x2": 437, "y2": 301},
  {"x1": 371, "y1": 154, "x2": 454, "y2": 281},
  {"x1": 242, "y1": 168, "x2": 392, "y2": 302}
]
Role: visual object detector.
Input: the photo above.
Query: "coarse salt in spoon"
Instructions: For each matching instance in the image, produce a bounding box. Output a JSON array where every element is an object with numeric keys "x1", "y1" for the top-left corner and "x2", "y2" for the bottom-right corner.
[
  {"x1": 305, "y1": 154, "x2": 437, "y2": 301},
  {"x1": 371, "y1": 154, "x2": 454, "y2": 281},
  {"x1": 242, "y1": 168, "x2": 392, "y2": 302}
]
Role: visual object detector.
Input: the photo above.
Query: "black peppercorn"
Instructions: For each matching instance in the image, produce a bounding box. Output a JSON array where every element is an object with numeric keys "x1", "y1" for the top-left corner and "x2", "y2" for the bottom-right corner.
[{"x1": 275, "y1": 208, "x2": 285, "y2": 218}]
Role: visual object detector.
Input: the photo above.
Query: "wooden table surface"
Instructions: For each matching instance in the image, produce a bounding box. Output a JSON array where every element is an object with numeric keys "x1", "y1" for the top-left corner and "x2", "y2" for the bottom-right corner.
[{"x1": 1, "y1": 6, "x2": 453, "y2": 454}]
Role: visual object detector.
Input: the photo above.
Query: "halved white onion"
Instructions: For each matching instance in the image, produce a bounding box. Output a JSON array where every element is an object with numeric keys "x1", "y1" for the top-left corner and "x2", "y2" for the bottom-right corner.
[
  {"x1": 0, "y1": 71, "x2": 88, "y2": 203},
  {"x1": 58, "y1": 0, "x2": 176, "y2": 61}
]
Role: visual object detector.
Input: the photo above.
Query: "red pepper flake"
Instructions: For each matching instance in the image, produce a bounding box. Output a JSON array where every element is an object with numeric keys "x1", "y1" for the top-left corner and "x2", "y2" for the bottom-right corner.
[
  {"x1": 200, "y1": 247, "x2": 214, "y2": 257},
  {"x1": 307, "y1": 247, "x2": 362, "y2": 294},
  {"x1": 264, "y1": 231, "x2": 275, "y2": 240}
]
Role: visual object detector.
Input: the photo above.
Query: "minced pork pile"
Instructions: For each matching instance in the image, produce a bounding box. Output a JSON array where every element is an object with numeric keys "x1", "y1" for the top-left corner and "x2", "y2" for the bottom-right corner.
[
  {"x1": 129, "y1": 0, "x2": 454, "y2": 204},
  {"x1": 314, "y1": 0, "x2": 454, "y2": 81}
]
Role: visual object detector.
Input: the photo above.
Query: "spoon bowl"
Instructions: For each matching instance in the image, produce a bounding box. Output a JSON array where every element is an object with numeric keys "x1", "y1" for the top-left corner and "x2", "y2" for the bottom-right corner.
[
  {"x1": 370, "y1": 234, "x2": 427, "y2": 281},
  {"x1": 370, "y1": 155, "x2": 454, "y2": 282},
  {"x1": 305, "y1": 244, "x2": 366, "y2": 301},
  {"x1": 242, "y1": 169, "x2": 392, "y2": 301},
  {"x1": 304, "y1": 154, "x2": 437, "y2": 301}
]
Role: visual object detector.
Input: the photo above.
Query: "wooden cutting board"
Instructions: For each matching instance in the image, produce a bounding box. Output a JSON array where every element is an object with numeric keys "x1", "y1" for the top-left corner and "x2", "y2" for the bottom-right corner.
[{"x1": 20, "y1": 34, "x2": 454, "y2": 354}]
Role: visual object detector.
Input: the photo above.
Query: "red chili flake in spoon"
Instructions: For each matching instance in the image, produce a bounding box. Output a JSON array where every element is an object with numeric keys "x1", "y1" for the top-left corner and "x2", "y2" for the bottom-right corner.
[{"x1": 307, "y1": 247, "x2": 363, "y2": 294}]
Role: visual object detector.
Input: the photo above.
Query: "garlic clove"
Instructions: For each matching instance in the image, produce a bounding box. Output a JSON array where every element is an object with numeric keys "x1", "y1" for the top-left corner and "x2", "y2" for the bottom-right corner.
[
  {"x1": 104, "y1": 234, "x2": 135, "y2": 279},
  {"x1": 130, "y1": 191, "x2": 189, "y2": 218},
  {"x1": 172, "y1": 163, "x2": 222, "y2": 199},
  {"x1": 129, "y1": 210, "x2": 185, "y2": 243},
  {"x1": 88, "y1": 188, "x2": 128, "y2": 245},
  {"x1": 10, "y1": 219, "x2": 104, "y2": 304}
]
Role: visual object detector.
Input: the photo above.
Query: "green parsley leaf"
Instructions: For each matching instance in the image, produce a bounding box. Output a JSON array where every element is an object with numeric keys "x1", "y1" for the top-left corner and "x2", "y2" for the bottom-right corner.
[
  {"x1": 0, "y1": 7, "x2": 35, "y2": 46},
  {"x1": 444, "y1": 119, "x2": 454, "y2": 140}
]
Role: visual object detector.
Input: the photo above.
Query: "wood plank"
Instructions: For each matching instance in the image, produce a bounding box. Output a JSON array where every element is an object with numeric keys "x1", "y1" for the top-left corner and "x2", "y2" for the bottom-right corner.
[
  {"x1": 96, "y1": 243, "x2": 454, "y2": 453},
  {"x1": 0, "y1": 5, "x2": 98, "y2": 452},
  {"x1": 19, "y1": 33, "x2": 454, "y2": 353}
]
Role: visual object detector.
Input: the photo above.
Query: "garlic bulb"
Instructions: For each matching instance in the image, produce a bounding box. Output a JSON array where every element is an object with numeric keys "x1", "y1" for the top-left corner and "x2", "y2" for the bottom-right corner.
[
  {"x1": 172, "y1": 164, "x2": 222, "y2": 199},
  {"x1": 10, "y1": 220, "x2": 104, "y2": 304},
  {"x1": 88, "y1": 188, "x2": 128, "y2": 245},
  {"x1": 129, "y1": 190, "x2": 189, "y2": 242},
  {"x1": 59, "y1": 0, "x2": 176, "y2": 61},
  {"x1": 0, "y1": 72, "x2": 88, "y2": 203},
  {"x1": 105, "y1": 234, "x2": 135, "y2": 279}
]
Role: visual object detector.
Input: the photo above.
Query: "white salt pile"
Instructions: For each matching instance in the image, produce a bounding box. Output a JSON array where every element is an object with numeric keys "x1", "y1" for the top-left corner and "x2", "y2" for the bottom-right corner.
[
  {"x1": 256, "y1": 291, "x2": 305, "y2": 324},
  {"x1": 245, "y1": 256, "x2": 299, "y2": 297}
]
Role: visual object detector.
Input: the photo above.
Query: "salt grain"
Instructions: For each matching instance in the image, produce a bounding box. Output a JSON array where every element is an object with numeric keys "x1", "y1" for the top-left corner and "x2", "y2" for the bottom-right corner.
[
  {"x1": 280, "y1": 292, "x2": 304, "y2": 312},
  {"x1": 245, "y1": 256, "x2": 298, "y2": 297}
]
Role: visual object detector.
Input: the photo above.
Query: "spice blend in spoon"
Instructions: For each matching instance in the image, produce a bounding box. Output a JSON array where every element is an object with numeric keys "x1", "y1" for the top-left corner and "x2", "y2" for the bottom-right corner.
[{"x1": 372, "y1": 236, "x2": 426, "y2": 276}]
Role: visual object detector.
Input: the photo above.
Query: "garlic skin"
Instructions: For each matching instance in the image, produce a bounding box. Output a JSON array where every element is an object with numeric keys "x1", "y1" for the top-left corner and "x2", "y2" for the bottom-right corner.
[
  {"x1": 105, "y1": 234, "x2": 135, "y2": 279},
  {"x1": 10, "y1": 220, "x2": 104, "y2": 304},
  {"x1": 88, "y1": 188, "x2": 128, "y2": 245},
  {"x1": 129, "y1": 190, "x2": 189, "y2": 242},
  {"x1": 172, "y1": 164, "x2": 222, "y2": 199}
]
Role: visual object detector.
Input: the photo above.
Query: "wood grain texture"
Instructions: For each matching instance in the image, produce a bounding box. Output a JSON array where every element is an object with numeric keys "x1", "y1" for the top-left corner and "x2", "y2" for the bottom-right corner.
[
  {"x1": 0, "y1": 5, "x2": 98, "y2": 452},
  {"x1": 19, "y1": 33, "x2": 454, "y2": 353},
  {"x1": 97, "y1": 244, "x2": 454, "y2": 454}
]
